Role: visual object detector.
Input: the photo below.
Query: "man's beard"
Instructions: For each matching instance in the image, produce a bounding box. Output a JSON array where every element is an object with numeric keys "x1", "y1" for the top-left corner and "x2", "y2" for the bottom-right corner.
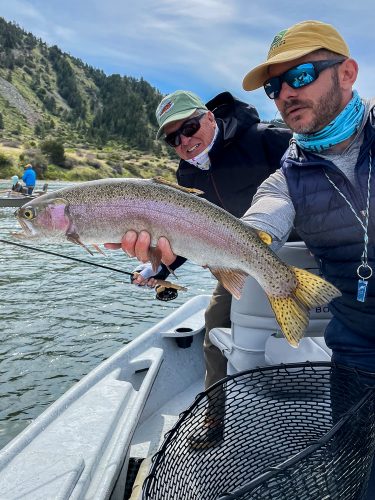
[{"x1": 280, "y1": 71, "x2": 343, "y2": 134}]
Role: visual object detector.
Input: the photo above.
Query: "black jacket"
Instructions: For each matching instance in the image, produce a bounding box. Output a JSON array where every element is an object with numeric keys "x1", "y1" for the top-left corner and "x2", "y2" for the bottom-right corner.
[{"x1": 176, "y1": 91, "x2": 292, "y2": 218}]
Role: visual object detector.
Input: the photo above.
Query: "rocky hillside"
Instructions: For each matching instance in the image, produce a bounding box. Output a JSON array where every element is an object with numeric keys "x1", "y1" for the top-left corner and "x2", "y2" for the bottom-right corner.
[{"x1": 0, "y1": 17, "x2": 178, "y2": 181}]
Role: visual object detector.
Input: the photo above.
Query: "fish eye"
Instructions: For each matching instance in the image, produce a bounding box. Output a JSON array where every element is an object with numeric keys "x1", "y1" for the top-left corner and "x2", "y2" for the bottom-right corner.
[{"x1": 22, "y1": 207, "x2": 35, "y2": 220}]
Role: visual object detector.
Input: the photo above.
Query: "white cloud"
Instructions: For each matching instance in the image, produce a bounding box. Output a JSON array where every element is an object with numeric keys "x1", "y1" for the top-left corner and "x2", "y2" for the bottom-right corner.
[{"x1": 0, "y1": 0, "x2": 373, "y2": 119}]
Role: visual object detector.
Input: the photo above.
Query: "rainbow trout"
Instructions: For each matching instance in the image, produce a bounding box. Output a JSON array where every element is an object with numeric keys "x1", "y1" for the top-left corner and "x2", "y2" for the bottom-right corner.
[{"x1": 14, "y1": 177, "x2": 340, "y2": 347}]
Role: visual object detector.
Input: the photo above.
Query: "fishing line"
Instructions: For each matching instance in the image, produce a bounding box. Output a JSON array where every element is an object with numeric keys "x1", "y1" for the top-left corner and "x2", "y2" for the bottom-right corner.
[
  {"x1": 0, "y1": 238, "x2": 134, "y2": 276},
  {"x1": 0, "y1": 238, "x2": 179, "y2": 300}
]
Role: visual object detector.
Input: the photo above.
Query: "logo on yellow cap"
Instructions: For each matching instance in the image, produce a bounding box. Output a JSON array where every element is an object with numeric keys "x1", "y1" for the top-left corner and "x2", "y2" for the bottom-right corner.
[{"x1": 268, "y1": 29, "x2": 287, "y2": 58}]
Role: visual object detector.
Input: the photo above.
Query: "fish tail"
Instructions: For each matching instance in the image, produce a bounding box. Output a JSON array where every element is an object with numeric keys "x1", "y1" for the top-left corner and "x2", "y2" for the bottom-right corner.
[
  {"x1": 292, "y1": 267, "x2": 341, "y2": 309},
  {"x1": 268, "y1": 295, "x2": 309, "y2": 348},
  {"x1": 268, "y1": 267, "x2": 341, "y2": 348}
]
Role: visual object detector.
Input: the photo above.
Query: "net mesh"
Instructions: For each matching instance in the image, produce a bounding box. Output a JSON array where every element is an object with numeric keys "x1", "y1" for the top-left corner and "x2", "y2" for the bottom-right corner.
[{"x1": 142, "y1": 362, "x2": 375, "y2": 500}]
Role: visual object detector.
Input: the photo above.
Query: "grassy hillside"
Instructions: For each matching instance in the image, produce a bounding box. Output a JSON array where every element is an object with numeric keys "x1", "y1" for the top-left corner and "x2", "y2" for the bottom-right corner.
[
  {"x1": 0, "y1": 140, "x2": 178, "y2": 182},
  {"x1": 0, "y1": 17, "x2": 179, "y2": 182}
]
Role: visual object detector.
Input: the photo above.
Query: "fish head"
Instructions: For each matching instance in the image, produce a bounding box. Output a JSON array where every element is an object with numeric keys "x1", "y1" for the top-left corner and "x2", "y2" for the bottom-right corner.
[{"x1": 13, "y1": 197, "x2": 71, "y2": 241}]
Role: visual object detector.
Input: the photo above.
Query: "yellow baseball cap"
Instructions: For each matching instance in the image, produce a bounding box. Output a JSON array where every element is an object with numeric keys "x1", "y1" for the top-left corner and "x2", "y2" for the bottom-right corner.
[{"x1": 242, "y1": 20, "x2": 350, "y2": 91}]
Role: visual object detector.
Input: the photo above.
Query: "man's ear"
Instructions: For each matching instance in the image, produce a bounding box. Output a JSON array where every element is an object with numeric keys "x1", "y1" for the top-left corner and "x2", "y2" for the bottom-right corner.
[
  {"x1": 339, "y1": 58, "x2": 358, "y2": 90},
  {"x1": 207, "y1": 110, "x2": 216, "y2": 123}
]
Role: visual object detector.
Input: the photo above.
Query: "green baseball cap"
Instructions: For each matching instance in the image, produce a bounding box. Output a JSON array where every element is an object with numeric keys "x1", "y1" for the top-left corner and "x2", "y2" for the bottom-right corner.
[{"x1": 155, "y1": 90, "x2": 208, "y2": 139}]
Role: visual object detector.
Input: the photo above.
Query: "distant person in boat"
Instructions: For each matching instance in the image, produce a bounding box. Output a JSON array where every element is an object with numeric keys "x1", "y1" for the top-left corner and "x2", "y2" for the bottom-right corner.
[
  {"x1": 105, "y1": 89, "x2": 292, "y2": 446},
  {"x1": 11, "y1": 175, "x2": 24, "y2": 193},
  {"x1": 22, "y1": 163, "x2": 36, "y2": 195}
]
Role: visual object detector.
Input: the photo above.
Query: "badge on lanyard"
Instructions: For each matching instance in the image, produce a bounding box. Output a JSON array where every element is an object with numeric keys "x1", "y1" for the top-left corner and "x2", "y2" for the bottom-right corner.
[
  {"x1": 357, "y1": 279, "x2": 368, "y2": 302},
  {"x1": 357, "y1": 264, "x2": 373, "y2": 303}
]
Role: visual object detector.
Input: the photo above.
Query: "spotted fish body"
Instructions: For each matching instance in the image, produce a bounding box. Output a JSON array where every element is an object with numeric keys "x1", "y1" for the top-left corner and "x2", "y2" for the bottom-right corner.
[{"x1": 14, "y1": 178, "x2": 341, "y2": 346}]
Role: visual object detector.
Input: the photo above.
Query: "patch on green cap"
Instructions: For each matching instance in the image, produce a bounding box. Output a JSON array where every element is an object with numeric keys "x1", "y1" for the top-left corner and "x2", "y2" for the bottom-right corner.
[{"x1": 155, "y1": 90, "x2": 207, "y2": 139}]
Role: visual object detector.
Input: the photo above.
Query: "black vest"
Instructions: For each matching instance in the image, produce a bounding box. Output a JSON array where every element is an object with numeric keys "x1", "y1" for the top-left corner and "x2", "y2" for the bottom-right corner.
[{"x1": 282, "y1": 110, "x2": 375, "y2": 340}]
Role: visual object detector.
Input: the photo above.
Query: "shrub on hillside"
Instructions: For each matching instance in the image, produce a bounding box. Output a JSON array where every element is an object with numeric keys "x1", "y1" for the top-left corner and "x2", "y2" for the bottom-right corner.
[
  {"x1": 125, "y1": 163, "x2": 141, "y2": 177},
  {"x1": 2, "y1": 140, "x2": 21, "y2": 148},
  {"x1": 61, "y1": 156, "x2": 82, "y2": 170},
  {"x1": 111, "y1": 164, "x2": 123, "y2": 175},
  {"x1": 40, "y1": 139, "x2": 65, "y2": 166},
  {"x1": 86, "y1": 158, "x2": 101, "y2": 169},
  {"x1": 0, "y1": 152, "x2": 13, "y2": 167}
]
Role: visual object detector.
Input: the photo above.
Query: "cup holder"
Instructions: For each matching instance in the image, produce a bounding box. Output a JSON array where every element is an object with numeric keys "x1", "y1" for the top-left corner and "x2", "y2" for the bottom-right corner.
[{"x1": 174, "y1": 327, "x2": 194, "y2": 348}]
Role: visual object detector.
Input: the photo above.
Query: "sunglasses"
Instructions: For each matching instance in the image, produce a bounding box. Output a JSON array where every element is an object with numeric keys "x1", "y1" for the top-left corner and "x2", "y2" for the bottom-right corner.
[
  {"x1": 164, "y1": 114, "x2": 205, "y2": 147},
  {"x1": 263, "y1": 59, "x2": 345, "y2": 100}
]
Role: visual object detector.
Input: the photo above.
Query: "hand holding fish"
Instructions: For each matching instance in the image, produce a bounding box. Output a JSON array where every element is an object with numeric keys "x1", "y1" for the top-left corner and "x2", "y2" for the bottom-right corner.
[{"x1": 104, "y1": 230, "x2": 176, "y2": 267}]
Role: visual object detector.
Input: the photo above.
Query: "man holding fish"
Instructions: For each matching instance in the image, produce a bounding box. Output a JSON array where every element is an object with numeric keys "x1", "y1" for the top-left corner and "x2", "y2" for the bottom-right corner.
[
  {"x1": 121, "y1": 19, "x2": 375, "y2": 375},
  {"x1": 241, "y1": 20, "x2": 375, "y2": 497},
  {"x1": 14, "y1": 19, "x2": 372, "y2": 461},
  {"x1": 107, "y1": 89, "x2": 292, "y2": 446},
  {"x1": 110, "y1": 20, "x2": 375, "y2": 455}
]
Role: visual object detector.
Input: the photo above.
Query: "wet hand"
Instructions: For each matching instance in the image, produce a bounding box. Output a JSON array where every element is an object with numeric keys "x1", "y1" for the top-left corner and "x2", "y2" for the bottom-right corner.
[{"x1": 104, "y1": 230, "x2": 176, "y2": 266}]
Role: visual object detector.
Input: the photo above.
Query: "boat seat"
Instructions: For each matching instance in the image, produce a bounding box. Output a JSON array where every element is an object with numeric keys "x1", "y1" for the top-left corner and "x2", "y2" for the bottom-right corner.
[{"x1": 209, "y1": 242, "x2": 333, "y2": 375}]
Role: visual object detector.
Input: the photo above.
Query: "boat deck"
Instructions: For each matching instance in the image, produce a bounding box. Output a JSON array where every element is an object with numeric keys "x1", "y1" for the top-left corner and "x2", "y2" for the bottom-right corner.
[{"x1": 131, "y1": 379, "x2": 203, "y2": 459}]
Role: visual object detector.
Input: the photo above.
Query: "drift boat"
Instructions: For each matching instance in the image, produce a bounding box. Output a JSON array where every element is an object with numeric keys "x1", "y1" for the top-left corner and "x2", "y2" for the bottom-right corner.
[
  {"x1": 0, "y1": 242, "x2": 373, "y2": 500},
  {"x1": 0, "y1": 184, "x2": 49, "y2": 208}
]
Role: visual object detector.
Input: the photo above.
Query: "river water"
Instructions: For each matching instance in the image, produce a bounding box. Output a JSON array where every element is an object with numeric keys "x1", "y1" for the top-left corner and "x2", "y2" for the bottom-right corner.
[{"x1": 0, "y1": 181, "x2": 216, "y2": 450}]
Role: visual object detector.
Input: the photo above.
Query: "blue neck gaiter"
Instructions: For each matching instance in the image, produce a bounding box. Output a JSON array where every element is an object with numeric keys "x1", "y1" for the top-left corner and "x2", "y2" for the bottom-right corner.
[{"x1": 293, "y1": 90, "x2": 365, "y2": 153}]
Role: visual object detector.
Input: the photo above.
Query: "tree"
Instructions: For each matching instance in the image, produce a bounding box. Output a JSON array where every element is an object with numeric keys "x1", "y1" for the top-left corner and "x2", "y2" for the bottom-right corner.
[
  {"x1": 40, "y1": 139, "x2": 65, "y2": 165},
  {"x1": 0, "y1": 112, "x2": 4, "y2": 129}
]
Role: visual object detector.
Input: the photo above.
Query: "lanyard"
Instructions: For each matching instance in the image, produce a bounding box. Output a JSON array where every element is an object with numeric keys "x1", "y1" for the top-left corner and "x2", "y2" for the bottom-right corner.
[{"x1": 324, "y1": 150, "x2": 373, "y2": 302}]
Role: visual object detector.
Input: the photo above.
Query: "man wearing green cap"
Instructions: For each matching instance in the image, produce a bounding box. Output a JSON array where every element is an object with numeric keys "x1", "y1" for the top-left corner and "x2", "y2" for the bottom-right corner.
[
  {"x1": 241, "y1": 20, "x2": 375, "y2": 497},
  {"x1": 106, "y1": 89, "x2": 291, "y2": 446}
]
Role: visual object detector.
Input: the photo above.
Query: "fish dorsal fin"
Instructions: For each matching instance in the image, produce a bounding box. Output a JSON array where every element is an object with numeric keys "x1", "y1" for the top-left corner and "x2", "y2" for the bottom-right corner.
[
  {"x1": 208, "y1": 267, "x2": 248, "y2": 300},
  {"x1": 152, "y1": 177, "x2": 204, "y2": 195}
]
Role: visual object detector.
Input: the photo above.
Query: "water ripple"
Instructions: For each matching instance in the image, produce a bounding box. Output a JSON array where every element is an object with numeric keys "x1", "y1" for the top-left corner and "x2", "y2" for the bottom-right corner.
[{"x1": 0, "y1": 181, "x2": 216, "y2": 448}]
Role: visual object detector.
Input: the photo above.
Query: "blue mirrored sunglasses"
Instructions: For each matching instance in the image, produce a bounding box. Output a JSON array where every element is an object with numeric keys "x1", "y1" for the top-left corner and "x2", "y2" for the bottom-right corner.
[{"x1": 263, "y1": 59, "x2": 345, "y2": 100}]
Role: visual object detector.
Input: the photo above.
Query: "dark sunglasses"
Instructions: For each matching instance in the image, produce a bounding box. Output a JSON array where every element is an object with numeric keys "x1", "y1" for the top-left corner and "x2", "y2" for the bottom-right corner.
[
  {"x1": 264, "y1": 59, "x2": 345, "y2": 99},
  {"x1": 164, "y1": 114, "x2": 205, "y2": 147}
]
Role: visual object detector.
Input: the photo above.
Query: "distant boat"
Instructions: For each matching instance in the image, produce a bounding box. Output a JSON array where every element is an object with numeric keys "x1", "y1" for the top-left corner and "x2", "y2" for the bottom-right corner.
[
  {"x1": 0, "y1": 183, "x2": 48, "y2": 208},
  {"x1": 0, "y1": 193, "x2": 35, "y2": 207}
]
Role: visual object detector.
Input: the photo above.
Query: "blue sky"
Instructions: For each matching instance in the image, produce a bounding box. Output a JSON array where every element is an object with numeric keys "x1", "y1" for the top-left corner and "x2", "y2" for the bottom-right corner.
[{"x1": 0, "y1": 0, "x2": 373, "y2": 120}]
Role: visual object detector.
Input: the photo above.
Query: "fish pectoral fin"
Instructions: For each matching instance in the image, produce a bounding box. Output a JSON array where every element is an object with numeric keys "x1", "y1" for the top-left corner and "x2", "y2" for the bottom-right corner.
[
  {"x1": 208, "y1": 267, "x2": 248, "y2": 300},
  {"x1": 268, "y1": 295, "x2": 309, "y2": 348},
  {"x1": 152, "y1": 177, "x2": 204, "y2": 196},
  {"x1": 92, "y1": 244, "x2": 106, "y2": 255},
  {"x1": 148, "y1": 246, "x2": 162, "y2": 273},
  {"x1": 67, "y1": 232, "x2": 94, "y2": 256},
  {"x1": 291, "y1": 267, "x2": 341, "y2": 308}
]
